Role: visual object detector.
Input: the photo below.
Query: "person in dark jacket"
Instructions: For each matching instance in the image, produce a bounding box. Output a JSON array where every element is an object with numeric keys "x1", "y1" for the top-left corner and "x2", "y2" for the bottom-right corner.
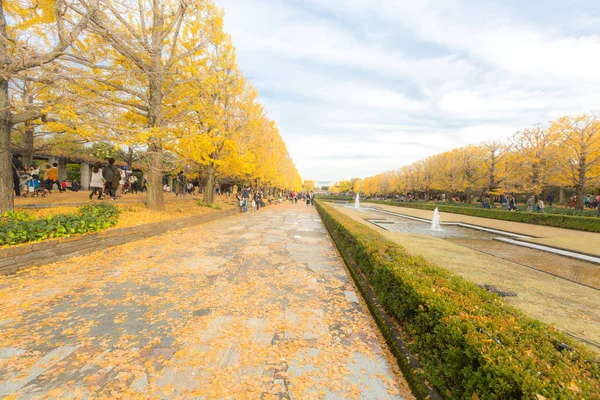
[
  {"x1": 242, "y1": 186, "x2": 250, "y2": 213},
  {"x1": 254, "y1": 191, "x2": 262, "y2": 210},
  {"x1": 102, "y1": 158, "x2": 119, "y2": 200},
  {"x1": 12, "y1": 153, "x2": 24, "y2": 197}
]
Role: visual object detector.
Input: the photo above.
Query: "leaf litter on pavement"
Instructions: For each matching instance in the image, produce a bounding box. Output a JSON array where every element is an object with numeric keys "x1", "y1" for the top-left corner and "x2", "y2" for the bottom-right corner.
[{"x1": 0, "y1": 205, "x2": 411, "y2": 399}]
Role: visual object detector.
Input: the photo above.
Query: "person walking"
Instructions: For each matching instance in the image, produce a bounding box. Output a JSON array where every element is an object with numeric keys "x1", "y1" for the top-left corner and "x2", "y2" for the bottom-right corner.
[
  {"x1": 130, "y1": 174, "x2": 138, "y2": 194},
  {"x1": 547, "y1": 193, "x2": 554, "y2": 207},
  {"x1": 117, "y1": 168, "x2": 127, "y2": 196},
  {"x1": 45, "y1": 163, "x2": 63, "y2": 193},
  {"x1": 509, "y1": 196, "x2": 517, "y2": 211},
  {"x1": 12, "y1": 153, "x2": 24, "y2": 198},
  {"x1": 538, "y1": 199, "x2": 545, "y2": 213},
  {"x1": 176, "y1": 171, "x2": 186, "y2": 197},
  {"x1": 89, "y1": 162, "x2": 105, "y2": 200},
  {"x1": 526, "y1": 196, "x2": 535, "y2": 212},
  {"x1": 310, "y1": 191, "x2": 315, "y2": 206},
  {"x1": 102, "y1": 158, "x2": 119, "y2": 200},
  {"x1": 242, "y1": 186, "x2": 250, "y2": 213},
  {"x1": 29, "y1": 164, "x2": 40, "y2": 180},
  {"x1": 254, "y1": 190, "x2": 261, "y2": 211}
]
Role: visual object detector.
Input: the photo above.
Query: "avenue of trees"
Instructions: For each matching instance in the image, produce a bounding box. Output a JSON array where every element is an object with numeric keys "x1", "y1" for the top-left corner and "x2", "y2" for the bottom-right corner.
[
  {"x1": 1, "y1": 0, "x2": 302, "y2": 213},
  {"x1": 337, "y1": 113, "x2": 600, "y2": 210}
]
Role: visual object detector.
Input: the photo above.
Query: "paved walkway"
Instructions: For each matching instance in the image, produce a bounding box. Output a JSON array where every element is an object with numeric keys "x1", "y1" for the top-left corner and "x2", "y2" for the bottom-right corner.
[{"x1": 0, "y1": 205, "x2": 407, "y2": 399}]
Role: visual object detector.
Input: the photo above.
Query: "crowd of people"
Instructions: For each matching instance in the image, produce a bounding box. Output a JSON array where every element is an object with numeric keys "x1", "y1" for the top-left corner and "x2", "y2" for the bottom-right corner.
[
  {"x1": 233, "y1": 188, "x2": 315, "y2": 212},
  {"x1": 90, "y1": 158, "x2": 146, "y2": 200},
  {"x1": 10, "y1": 153, "x2": 146, "y2": 201},
  {"x1": 11, "y1": 153, "x2": 74, "y2": 198}
]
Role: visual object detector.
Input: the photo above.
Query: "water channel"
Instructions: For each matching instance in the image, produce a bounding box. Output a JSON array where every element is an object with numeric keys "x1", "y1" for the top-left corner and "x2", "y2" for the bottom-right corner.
[{"x1": 334, "y1": 202, "x2": 600, "y2": 290}]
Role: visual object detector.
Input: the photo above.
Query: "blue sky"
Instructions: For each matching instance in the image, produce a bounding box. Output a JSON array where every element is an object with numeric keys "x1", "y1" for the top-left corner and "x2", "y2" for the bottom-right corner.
[{"x1": 218, "y1": 0, "x2": 600, "y2": 182}]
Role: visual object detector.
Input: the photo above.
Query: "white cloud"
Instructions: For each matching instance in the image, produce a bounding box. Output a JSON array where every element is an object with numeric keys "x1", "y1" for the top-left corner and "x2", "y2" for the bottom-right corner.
[{"x1": 217, "y1": 0, "x2": 600, "y2": 182}]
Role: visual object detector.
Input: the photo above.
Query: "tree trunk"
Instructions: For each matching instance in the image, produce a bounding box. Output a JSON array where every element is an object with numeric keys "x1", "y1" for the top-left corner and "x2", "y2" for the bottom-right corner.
[
  {"x1": 146, "y1": 139, "x2": 165, "y2": 211},
  {"x1": 126, "y1": 146, "x2": 134, "y2": 170},
  {"x1": 575, "y1": 153, "x2": 587, "y2": 210},
  {"x1": 203, "y1": 164, "x2": 216, "y2": 204},
  {"x1": 0, "y1": 77, "x2": 12, "y2": 213},
  {"x1": 22, "y1": 126, "x2": 34, "y2": 167},
  {"x1": 0, "y1": 5, "x2": 13, "y2": 213},
  {"x1": 466, "y1": 187, "x2": 473, "y2": 204},
  {"x1": 145, "y1": 11, "x2": 165, "y2": 211}
]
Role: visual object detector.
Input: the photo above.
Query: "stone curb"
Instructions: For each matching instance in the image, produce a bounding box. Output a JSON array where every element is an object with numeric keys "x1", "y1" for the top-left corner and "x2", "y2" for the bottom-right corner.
[
  {"x1": 0, "y1": 208, "x2": 238, "y2": 275},
  {"x1": 316, "y1": 202, "x2": 443, "y2": 400}
]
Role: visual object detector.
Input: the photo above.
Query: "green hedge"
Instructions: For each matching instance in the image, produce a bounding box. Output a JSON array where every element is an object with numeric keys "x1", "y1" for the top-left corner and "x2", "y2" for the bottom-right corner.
[
  {"x1": 385, "y1": 200, "x2": 598, "y2": 218},
  {"x1": 367, "y1": 200, "x2": 600, "y2": 233},
  {"x1": 314, "y1": 195, "x2": 353, "y2": 201},
  {"x1": 0, "y1": 204, "x2": 120, "y2": 246},
  {"x1": 316, "y1": 200, "x2": 600, "y2": 399}
]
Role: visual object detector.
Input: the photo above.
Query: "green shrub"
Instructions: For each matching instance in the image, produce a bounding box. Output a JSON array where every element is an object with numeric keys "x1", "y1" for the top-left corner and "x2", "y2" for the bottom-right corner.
[
  {"x1": 316, "y1": 200, "x2": 600, "y2": 399},
  {"x1": 388, "y1": 201, "x2": 599, "y2": 217},
  {"x1": 0, "y1": 204, "x2": 120, "y2": 246},
  {"x1": 314, "y1": 195, "x2": 353, "y2": 201},
  {"x1": 195, "y1": 200, "x2": 221, "y2": 210},
  {"x1": 367, "y1": 200, "x2": 600, "y2": 233}
]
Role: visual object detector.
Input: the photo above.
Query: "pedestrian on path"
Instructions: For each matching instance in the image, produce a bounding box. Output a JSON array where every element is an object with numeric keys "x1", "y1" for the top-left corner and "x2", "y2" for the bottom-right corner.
[
  {"x1": 102, "y1": 158, "x2": 119, "y2": 200},
  {"x1": 509, "y1": 196, "x2": 517, "y2": 211},
  {"x1": 537, "y1": 199, "x2": 545, "y2": 213},
  {"x1": 130, "y1": 174, "x2": 138, "y2": 194},
  {"x1": 89, "y1": 162, "x2": 105, "y2": 200},
  {"x1": 526, "y1": 196, "x2": 535, "y2": 212},
  {"x1": 176, "y1": 171, "x2": 186, "y2": 198},
  {"x1": 12, "y1": 153, "x2": 24, "y2": 198},
  {"x1": 45, "y1": 163, "x2": 63, "y2": 193},
  {"x1": 242, "y1": 186, "x2": 250, "y2": 213},
  {"x1": 254, "y1": 191, "x2": 261, "y2": 210},
  {"x1": 310, "y1": 191, "x2": 314, "y2": 206}
]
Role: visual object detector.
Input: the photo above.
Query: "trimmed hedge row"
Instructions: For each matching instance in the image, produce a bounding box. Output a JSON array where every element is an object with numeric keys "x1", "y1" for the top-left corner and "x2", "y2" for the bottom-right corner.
[
  {"x1": 0, "y1": 204, "x2": 120, "y2": 246},
  {"x1": 316, "y1": 200, "x2": 600, "y2": 399},
  {"x1": 315, "y1": 195, "x2": 353, "y2": 201},
  {"x1": 367, "y1": 200, "x2": 600, "y2": 233},
  {"x1": 415, "y1": 201, "x2": 598, "y2": 217}
]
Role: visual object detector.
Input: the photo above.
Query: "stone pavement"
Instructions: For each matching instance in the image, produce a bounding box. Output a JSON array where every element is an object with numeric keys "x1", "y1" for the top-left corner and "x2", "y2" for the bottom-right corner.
[{"x1": 0, "y1": 204, "x2": 407, "y2": 399}]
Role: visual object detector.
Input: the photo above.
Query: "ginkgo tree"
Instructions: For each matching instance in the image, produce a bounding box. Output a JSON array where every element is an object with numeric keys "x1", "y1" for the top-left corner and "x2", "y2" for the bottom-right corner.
[
  {"x1": 0, "y1": 0, "x2": 99, "y2": 213},
  {"x1": 359, "y1": 113, "x2": 600, "y2": 208},
  {"x1": 4, "y1": 0, "x2": 302, "y2": 211},
  {"x1": 174, "y1": 31, "x2": 301, "y2": 203},
  {"x1": 550, "y1": 113, "x2": 600, "y2": 209}
]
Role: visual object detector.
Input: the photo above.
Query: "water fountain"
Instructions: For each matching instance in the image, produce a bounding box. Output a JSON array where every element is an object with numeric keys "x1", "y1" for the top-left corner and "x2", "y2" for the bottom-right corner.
[
  {"x1": 355, "y1": 193, "x2": 360, "y2": 208},
  {"x1": 431, "y1": 207, "x2": 443, "y2": 231}
]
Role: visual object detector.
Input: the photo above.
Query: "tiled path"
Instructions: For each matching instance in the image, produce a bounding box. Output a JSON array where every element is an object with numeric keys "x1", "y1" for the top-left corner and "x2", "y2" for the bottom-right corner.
[{"x1": 0, "y1": 204, "x2": 406, "y2": 399}]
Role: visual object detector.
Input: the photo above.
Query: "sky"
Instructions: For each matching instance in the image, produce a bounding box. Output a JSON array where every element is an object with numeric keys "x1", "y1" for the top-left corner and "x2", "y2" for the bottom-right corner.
[{"x1": 217, "y1": 0, "x2": 600, "y2": 183}]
